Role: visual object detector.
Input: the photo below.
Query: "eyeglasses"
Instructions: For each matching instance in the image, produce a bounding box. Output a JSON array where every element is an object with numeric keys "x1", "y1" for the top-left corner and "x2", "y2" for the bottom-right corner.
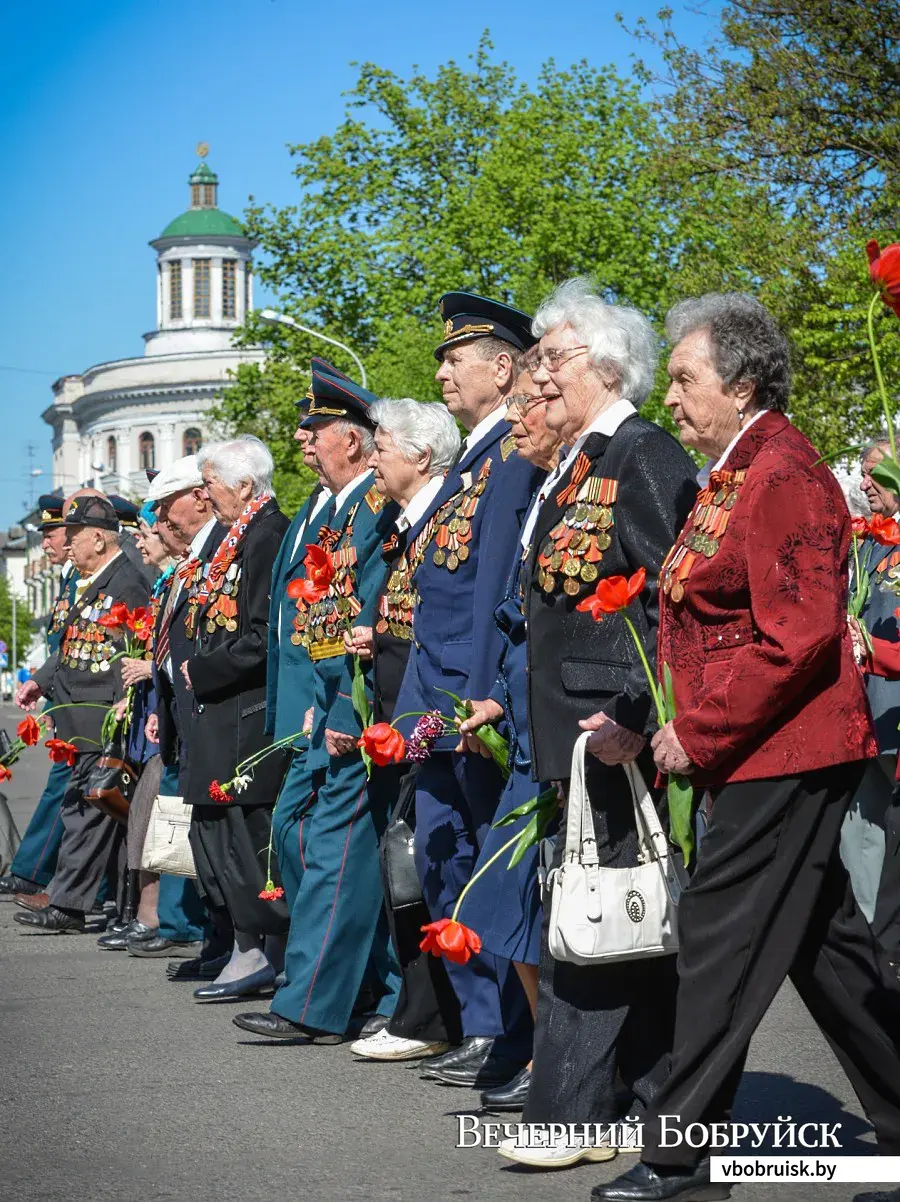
[
  {"x1": 534, "y1": 345, "x2": 589, "y2": 371},
  {"x1": 505, "y1": 393, "x2": 550, "y2": 415}
]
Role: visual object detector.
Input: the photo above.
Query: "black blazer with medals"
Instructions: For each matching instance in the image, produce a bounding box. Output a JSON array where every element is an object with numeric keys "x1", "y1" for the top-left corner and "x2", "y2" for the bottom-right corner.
[
  {"x1": 181, "y1": 500, "x2": 291, "y2": 808},
  {"x1": 525, "y1": 415, "x2": 698, "y2": 781}
]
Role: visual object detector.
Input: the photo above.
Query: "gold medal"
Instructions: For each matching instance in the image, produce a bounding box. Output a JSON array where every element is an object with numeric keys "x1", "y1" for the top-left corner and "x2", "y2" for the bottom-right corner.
[
  {"x1": 433, "y1": 549, "x2": 446, "y2": 566},
  {"x1": 226, "y1": 619, "x2": 238, "y2": 632},
  {"x1": 447, "y1": 553, "x2": 459, "y2": 571},
  {"x1": 457, "y1": 544, "x2": 470, "y2": 562},
  {"x1": 376, "y1": 619, "x2": 388, "y2": 634},
  {"x1": 596, "y1": 531, "x2": 612, "y2": 551},
  {"x1": 216, "y1": 613, "x2": 227, "y2": 628},
  {"x1": 550, "y1": 550, "x2": 563, "y2": 571},
  {"x1": 563, "y1": 577, "x2": 581, "y2": 596},
  {"x1": 597, "y1": 508, "x2": 613, "y2": 529},
  {"x1": 563, "y1": 558, "x2": 581, "y2": 577},
  {"x1": 725, "y1": 493, "x2": 737, "y2": 510},
  {"x1": 290, "y1": 632, "x2": 302, "y2": 646},
  {"x1": 458, "y1": 518, "x2": 471, "y2": 536},
  {"x1": 448, "y1": 517, "x2": 460, "y2": 534},
  {"x1": 574, "y1": 503, "x2": 589, "y2": 523},
  {"x1": 671, "y1": 580, "x2": 685, "y2": 602},
  {"x1": 580, "y1": 563, "x2": 599, "y2": 583},
  {"x1": 542, "y1": 574, "x2": 555, "y2": 593},
  {"x1": 714, "y1": 488, "x2": 727, "y2": 505},
  {"x1": 703, "y1": 537, "x2": 719, "y2": 558}
]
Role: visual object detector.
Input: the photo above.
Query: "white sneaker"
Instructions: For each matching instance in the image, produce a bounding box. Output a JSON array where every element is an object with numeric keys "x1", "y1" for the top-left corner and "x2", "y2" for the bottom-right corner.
[
  {"x1": 349, "y1": 1028, "x2": 451, "y2": 1061},
  {"x1": 497, "y1": 1136, "x2": 618, "y2": 1169}
]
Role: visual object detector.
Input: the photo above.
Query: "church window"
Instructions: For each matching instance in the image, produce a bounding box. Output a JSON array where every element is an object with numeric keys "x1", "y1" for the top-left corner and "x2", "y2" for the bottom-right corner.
[
  {"x1": 139, "y1": 432, "x2": 156, "y2": 471},
  {"x1": 169, "y1": 260, "x2": 183, "y2": 319},
  {"x1": 107, "y1": 436, "x2": 117, "y2": 472},
  {"x1": 222, "y1": 260, "x2": 236, "y2": 318},
  {"x1": 183, "y1": 428, "x2": 202, "y2": 455},
  {"x1": 203, "y1": 184, "x2": 216, "y2": 206},
  {"x1": 191, "y1": 183, "x2": 202, "y2": 207},
  {"x1": 193, "y1": 259, "x2": 211, "y2": 318}
]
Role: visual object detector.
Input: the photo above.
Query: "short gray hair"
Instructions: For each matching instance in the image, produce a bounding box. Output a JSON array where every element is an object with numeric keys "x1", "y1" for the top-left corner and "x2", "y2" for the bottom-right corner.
[
  {"x1": 532, "y1": 277, "x2": 658, "y2": 405},
  {"x1": 198, "y1": 435, "x2": 275, "y2": 497},
  {"x1": 665, "y1": 292, "x2": 792, "y2": 413},
  {"x1": 369, "y1": 399, "x2": 461, "y2": 476},
  {"x1": 861, "y1": 431, "x2": 898, "y2": 462},
  {"x1": 333, "y1": 418, "x2": 376, "y2": 458}
]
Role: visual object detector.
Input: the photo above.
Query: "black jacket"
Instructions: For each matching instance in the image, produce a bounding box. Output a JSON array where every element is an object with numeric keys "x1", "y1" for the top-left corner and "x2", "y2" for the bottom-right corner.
[
  {"x1": 181, "y1": 500, "x2": 291, "y2": 807},
  {"x1": 34, "y1": 550, "x2": 150, "y2": 748},
  {"x1": 525, "y1": 416, "x2": 698, "y2": 781}
]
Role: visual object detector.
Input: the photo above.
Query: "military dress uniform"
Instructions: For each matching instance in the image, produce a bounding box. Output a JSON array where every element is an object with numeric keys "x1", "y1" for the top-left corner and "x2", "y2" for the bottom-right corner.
[
  {"x1": 393, "y1": 294, "x2": 544, "y2": 1061},
  {"x1": 4, "y1": 497, "x2": 78, "y2": 893},
  {"x1": 265, "y1": 367, "x2": 400, "y2": 1037},
  {"x1": 21, "y1": 497, "x2": 150, "y2": 926}
]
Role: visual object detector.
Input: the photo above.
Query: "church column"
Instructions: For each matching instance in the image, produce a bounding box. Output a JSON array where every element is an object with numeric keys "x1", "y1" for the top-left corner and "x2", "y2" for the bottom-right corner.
[
  {"x1": 183, "y1": 259, "x2": 194, "y2": 322},
  {"x1": 211, "y1": 258, "x2": 223, "y2": 324},
  {"x1": 156, "y1": 261, "x2": 163, "y2": 328},
  {"x1": 118, "y1": 424, "x2": 133, "y2": 483},
  {"x1": 159, "y1": 421, "x2": 177, "y2": 467}
]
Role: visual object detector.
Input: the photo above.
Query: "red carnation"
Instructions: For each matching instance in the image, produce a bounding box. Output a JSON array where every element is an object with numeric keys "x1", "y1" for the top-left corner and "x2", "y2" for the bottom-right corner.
[
  {"x1": 208, "y1": 779, "x2": 233, "y2": 803},
  {"x1": 45, "y1": 738, "x2": 78, "y2": 767},
  {"x1": 576, "y1": 566, "x2": 647, "y2": 621},
  {"x1": 17, "y1": 715, "x2": 43, "y2": 746},
  {"x1": 869, "y1": 513, "x2": 900, "y2": 546},
  {"x1": 419, "y1": 917, "x2": 482, "y2": 965},
  {"x1": 867, "y1": 240, "x2": 900, "y2": 320},
  {"x1": 286, "y1": 545, "x2": 335, "y2": 605},
  {"x1": 358, "y1": 722, "x2": 406, "y2": 767},
  {"x1": 126, "y1": 606, "x2": 154, "y2": 642},
  {"x1": 98, "y1": 602, "x2": 131, "y2": 629}
]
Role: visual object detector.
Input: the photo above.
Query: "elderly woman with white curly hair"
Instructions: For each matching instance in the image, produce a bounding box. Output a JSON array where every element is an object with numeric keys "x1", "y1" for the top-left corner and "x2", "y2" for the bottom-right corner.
[
  {"x1": 497, "y1": 278, "x2": 699, "y2": 1168},
  {"x1": 179, "y1": 435, "x2": 292, "y2": 1002}
]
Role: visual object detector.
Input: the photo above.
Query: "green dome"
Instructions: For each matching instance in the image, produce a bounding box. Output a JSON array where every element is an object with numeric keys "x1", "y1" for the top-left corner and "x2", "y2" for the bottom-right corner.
[{"x1": 159, "y1": 207, "x2": 245, "y2": 239}]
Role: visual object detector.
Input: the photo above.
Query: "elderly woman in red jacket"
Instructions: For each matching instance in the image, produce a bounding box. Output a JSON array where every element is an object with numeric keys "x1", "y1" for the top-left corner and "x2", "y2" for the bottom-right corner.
[{"x1": 593, "y1": 294, "x2": 900, "y2": 1202}]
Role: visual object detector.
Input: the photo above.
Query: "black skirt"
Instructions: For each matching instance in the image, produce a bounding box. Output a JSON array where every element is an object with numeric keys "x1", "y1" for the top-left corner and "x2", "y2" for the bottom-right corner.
[{"x1": 189, "y1": 803, "x2": 289, "y2": 936}]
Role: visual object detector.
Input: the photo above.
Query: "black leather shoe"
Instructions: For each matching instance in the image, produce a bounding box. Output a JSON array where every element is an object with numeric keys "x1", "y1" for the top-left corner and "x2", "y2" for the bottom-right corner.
[
  {"x1": 480, "y1": 1065, "x2": 531, "y2": 1111},
  {"x1": 194, "y1": 967, "x2": 276, "y2": 1002},
  {"x1": 418, "y1": 1035, "x2": 491, "y2": 1074},
  {"x1": 359, "y1": 1013, "x2": 390, "y2": 1038},
  {"x1": 128, "y1": 933, "x2": 200, "y2": 958},
  {"x1": 590, "y1": 1160, "x2": 730, "y2": 1201},
  {"x1": 14, "y1": 905, "x2": 85, "y2": 934},
  {"x1": 0, "y1": 873, "x2": 43, "y2": 897},
  {"x1": 166, "y1": 953, "x2": 230, "y2": 981},
  {"x1": 232, "y1": 1011, "x2": 343, "y2": 1043},
  {"x1": 424, "y1": 1052, "x2": 527, "y2": 1088},
  {"x1": 97, "y1": 920, "x2": 155, "y2": 951}
]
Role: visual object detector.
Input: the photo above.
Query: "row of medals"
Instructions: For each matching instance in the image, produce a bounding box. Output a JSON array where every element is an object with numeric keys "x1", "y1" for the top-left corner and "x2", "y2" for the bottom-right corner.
[
  {"x1": 64, "y1": 625, "x2": 114, "y2": 673},
  {"x1": 661, "y1": 484, "x2": 739, "y2": 602},
  {"x1": 291, "y1": 581, "x2": 354, "y2": 646},
  {"x1": 204, "y1": 562, "x2": 240, "y2": 634},
  {"x1": 431, "y1": 478, "x2": 487, "y2": 570},
  {"x1": 537, "y1": 502, "x2": 614, "y2": 596},
  {"x1": 378, "y1": 567, "x2": 417, "y2": 640}
]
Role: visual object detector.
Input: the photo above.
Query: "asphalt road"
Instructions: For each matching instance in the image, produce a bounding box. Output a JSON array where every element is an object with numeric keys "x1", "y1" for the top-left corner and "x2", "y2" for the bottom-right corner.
[{"x1": 0, "y1": 700, "x2": 897, "y2": 1202}]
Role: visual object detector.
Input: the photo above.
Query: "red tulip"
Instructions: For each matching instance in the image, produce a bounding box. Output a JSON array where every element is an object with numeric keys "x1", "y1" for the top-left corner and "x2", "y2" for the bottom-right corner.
[
  {"x1": 576, "y1": 566, "x2": 647, "y2": 621},
  {"x1": 45, "y1": 738, "x2": 78, "y2": 767},
  {"x1": 850, "y1": 516, "x2": 870, "y2": 540},
  {"x1": 98, "y1": 602, "x2": 131, "y2": 629},
  {"x1": 208, "y1": 779, "x2": 233, "y2": 803},
  {"x1": 17, "y1": 715, "x2": 43, "y2": 746},
  {"x1": 0, "y1": 764, "x2": 12, "y2": 783},
  {"x1": 868, "y1": 514, "x2": 900, "y2": 546},
  {"x1": 126, "y1": 606, "x2": 154, "y2": 642},
  {"x1": 419, "y1": 917, "x2": 482, "y2": 964},
  {"x1": 286, "y1": 545, "x2": 335, "y2": 604},
  {"x1": 867, "y1": 240, "x2": 900, "y2": 319},
  {"x1": 358, "y1": 722, "x2": 406, "y2": 767}
]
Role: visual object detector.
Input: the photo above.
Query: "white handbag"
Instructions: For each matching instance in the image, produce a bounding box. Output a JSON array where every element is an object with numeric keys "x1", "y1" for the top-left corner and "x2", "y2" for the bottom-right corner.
[
  {"x1": 547, "y1": 731, "x2": 684, "y2": 965},
  {"x1": 140, "y1": 794, "x2": 196, "y2": 878}
]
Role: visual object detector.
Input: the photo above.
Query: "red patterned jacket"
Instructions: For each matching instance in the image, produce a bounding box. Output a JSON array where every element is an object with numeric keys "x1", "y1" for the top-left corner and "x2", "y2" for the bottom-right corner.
[{"x1": 658, "y1": 410, "x2": 877, "y2": 787}]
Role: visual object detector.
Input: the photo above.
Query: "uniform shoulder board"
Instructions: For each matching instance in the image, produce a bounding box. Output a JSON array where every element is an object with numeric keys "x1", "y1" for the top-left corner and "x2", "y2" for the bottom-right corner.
[
  {"x1": 500, "y1": 432, "x2": 517, "y2": 461},
  {"x1": 365, "y1": 485, "x2": 387, "y2": 513}
]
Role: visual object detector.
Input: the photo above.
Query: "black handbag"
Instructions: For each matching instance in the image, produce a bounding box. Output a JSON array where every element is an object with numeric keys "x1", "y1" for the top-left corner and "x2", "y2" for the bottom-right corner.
[
  {"x1": 84, "y1": 734, "x2": 139, "y2": 826},
  {"x1": 379, "y1": 766, "x2": 423, "y2": 909}
]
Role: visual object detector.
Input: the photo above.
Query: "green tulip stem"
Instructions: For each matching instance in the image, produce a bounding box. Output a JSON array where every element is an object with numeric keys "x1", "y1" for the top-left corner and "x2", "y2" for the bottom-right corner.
[
  {"x1": 449, "y1": 829, "x2": 523, "y2": 925},
  {"x1": 868, "y1": 291, "x2": 896, "y2": 463},
  {"x1": 622, "y1": 614, "x2": 667, "y2": 727}
]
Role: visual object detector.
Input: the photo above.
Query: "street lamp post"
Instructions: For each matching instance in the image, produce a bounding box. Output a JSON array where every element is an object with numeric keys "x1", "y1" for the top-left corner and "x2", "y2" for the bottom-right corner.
[{"x1": 258, "y1": 309, "x2": 368, "y2": 389}]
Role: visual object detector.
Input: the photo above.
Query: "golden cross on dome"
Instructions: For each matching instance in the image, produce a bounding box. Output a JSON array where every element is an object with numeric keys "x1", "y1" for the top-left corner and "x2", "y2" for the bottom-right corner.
[{"x1": 197, "y1": 142, "x2": 209, "y2": 158}]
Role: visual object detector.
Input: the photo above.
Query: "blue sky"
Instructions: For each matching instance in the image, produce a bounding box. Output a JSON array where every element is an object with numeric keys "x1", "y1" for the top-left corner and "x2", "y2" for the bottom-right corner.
[{"x1": 0, "y1": 0, "x2": 717, "y2": 525}]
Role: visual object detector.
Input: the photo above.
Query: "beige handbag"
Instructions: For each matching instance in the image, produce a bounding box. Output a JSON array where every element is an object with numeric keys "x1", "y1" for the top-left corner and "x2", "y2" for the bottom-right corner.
[
  {"x1": 547, "y1": 732, "x2": 685, "y2": 965},
  {"x1": 140, "y1": 794, "x2": 196, "y2": 878}
]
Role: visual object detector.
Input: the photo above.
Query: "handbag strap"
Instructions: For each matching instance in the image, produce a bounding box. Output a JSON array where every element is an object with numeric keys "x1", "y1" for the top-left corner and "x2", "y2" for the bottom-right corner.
[
  {"x1": 563, "y1": 731, "x2": 600, "y2": 866},
  {"x1": 623, "y1": 760, "x2": 682, "y2": 887}
]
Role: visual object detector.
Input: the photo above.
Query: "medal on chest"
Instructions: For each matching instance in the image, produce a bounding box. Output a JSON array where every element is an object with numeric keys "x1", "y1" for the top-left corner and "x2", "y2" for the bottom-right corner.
[
  {"x1": 61, "y1": 592, "x2": 116, "y2": 673},
  {"x1": 204, "y1": 561, "x2": 240, "y2": 633},
  {"x1": 430, "y1": 459, "x2": 490, "y2": 571},
  {"x1": 660, "y1": 468, "x2": 747, "y2": 603},
  {"x1": 376, "y1": 515, "x2": 437, "y2": 641},
  {"x1": 536, "y1": 461, "x2": 618, "y2": 598},
  {"x1": 290, "y1": 504, "x2": 361, "y2": 658}
]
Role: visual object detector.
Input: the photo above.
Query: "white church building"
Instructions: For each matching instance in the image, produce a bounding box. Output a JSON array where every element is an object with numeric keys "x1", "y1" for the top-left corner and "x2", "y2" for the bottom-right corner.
[{"x1": 42, "y1": 152, "x2": 264, "y2": 497}]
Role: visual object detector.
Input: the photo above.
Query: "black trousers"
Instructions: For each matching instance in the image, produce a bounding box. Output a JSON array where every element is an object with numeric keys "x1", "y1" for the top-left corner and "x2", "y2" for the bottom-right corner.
[
  {"x1": 50, "y1": 752, "x2": 125, "y2": 915},
  {"x1": 643, "y1": 762, "x2": 900, "y2": 1168},
  {"x1": 524, "y1": 756, "x2": 678, "y2": 1125},
  {"x1": 874, "y1": 789, "x2": 900, "y2": 958},
  {"x1": 374, "y1": 764, "x2": 462, "y2": 1044}
]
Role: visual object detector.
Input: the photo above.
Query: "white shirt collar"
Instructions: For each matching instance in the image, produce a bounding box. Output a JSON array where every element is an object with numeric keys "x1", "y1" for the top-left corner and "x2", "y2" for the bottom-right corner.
[
  {"x1": 190, "y1": 517, "x2": 218, "y2": 558},
  {"x1": 333, "y1": 470, "x2": 372, "y2": 514},
  {"x1": 710, "y1": 409, "x2": 767, "y2": 472},
  {"x1": 461, "y1": 404, "x2": 508, "y2": 458},
  {"x1": 397, "y1": 474, "x2": 444, "y2": 533},
  {"x1": 75, "y1": 550, "x2": 123, "y2": 593}
]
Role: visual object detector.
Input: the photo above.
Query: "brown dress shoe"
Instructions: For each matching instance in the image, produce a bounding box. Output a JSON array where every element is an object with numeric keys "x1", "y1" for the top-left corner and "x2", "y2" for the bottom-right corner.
[{"x1": 14, "y1": 891, "x2": 50, "y2": 912}]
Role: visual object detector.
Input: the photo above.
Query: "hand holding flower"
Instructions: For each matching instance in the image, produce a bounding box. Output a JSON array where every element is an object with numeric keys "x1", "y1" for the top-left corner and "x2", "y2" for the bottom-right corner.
[
  {"x1": 651, "y1": 722, "x2": 693, "y2": 776},
  {"x1": 455, "y1": 698, "x2": 504, "y2": 757}
]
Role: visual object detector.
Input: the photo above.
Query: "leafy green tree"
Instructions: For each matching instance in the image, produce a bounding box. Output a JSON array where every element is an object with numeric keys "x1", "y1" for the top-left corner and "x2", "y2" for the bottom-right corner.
[{"x1": 0, "y1": 575, "x2": 34, "y2": 668}]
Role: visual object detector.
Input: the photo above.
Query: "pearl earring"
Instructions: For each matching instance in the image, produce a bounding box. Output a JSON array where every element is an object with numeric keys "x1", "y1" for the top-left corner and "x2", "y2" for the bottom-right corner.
[{"x1": 737, "y1": 409, "x2": 745, "y2": 426}]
